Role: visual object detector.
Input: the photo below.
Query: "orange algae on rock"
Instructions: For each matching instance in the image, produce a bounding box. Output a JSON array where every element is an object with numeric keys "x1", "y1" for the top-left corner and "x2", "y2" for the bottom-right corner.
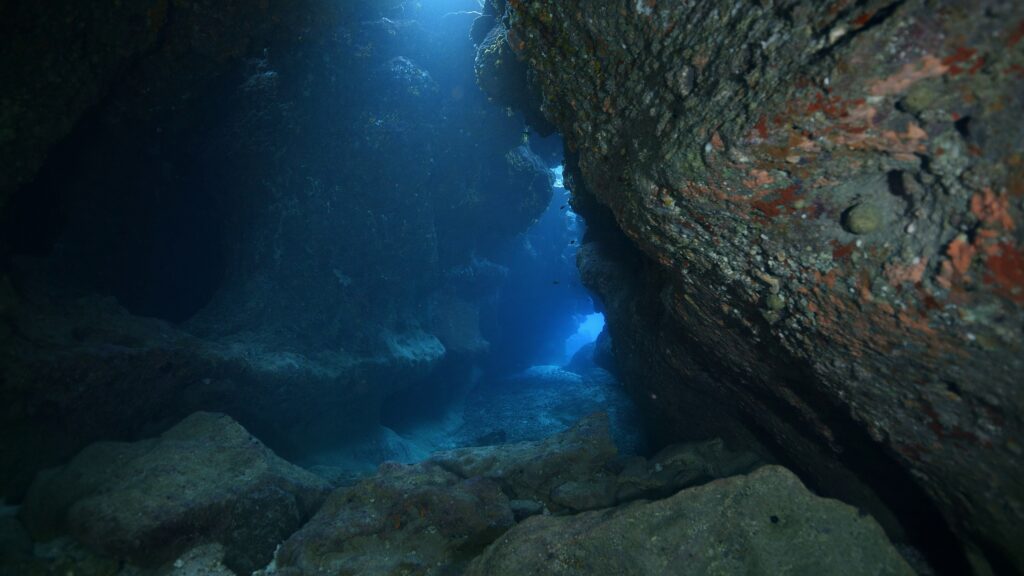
[
  {"x1": 947, "y1": 236, "x2": 977, "y2": 276},
  {"x1": 970, "y1": 188, "x2": 1015, "y2": 230},
  {"x1": 869, "y1": 55, "x2": 949, "y2": 96},
  {"x1": 983, "y1": 243, "x2": 1024, "y2": 303},
  {"x1": 885, "y1": 257, "x2": 929, "y2": 286}
]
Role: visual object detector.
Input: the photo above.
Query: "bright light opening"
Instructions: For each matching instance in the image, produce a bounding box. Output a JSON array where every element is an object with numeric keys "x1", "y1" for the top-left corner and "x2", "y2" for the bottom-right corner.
[
  {"x1": 552, "y1": 164, "x2": 565, "y2": 189},
  {"x1": 564, "y1": 312, "x2": 606, "y2": 360}
]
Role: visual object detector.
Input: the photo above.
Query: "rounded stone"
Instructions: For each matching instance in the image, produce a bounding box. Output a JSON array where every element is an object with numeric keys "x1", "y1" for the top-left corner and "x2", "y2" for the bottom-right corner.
[{"x1": 842, "y1": 203, "x2": 882, "y2": 235}]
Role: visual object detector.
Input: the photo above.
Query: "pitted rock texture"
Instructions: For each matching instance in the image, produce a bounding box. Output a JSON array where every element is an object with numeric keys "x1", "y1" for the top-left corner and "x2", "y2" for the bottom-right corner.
[
  {"x1": 490, "y1": 0, "x2": 1024, "y2": 573},
  {"x1": 19, "y1": 412, "x2": 330, "y2": 574},
  {"x1": 465, "y1": 465, "x2": 914, "y2": 576}
]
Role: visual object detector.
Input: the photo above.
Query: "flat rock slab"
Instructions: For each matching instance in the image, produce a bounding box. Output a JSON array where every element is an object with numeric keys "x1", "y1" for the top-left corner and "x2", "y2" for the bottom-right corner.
[
  {"x1": 466, "y1": 465, "x2": 914, "y2": 576},
  {"x1": 19, "y1": 412, "x2": 330, "y2": 574}
]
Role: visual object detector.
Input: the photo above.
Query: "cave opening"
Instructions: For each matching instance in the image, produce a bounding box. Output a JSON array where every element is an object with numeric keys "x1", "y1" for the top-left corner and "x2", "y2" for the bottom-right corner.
[{"x1": 377, "y1": 153, "x2": 644, "y2": 460}]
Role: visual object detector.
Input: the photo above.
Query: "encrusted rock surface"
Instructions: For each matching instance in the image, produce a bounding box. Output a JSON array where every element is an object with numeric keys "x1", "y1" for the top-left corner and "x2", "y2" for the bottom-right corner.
[
  {"x1": 466, "y1": 465, "x2": 914, "y2": 576},
  {"x1": 485, "y1": 0, "x2": 1024, "y2": 573},
  {"x1": 19, "y1": 412, "x2": 330, "y2": 574}
]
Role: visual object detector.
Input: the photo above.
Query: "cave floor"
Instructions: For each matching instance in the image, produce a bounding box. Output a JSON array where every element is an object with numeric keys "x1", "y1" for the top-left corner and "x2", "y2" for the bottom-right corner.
[{"x1": 302, "y1": 357, "x2": 645, "y2": 487}]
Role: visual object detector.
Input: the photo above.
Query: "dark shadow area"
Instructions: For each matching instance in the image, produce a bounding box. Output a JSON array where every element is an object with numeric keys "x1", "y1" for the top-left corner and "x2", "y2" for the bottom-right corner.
[{"x1": 1, "y1": 94, "x2": 228, "y2": 324}]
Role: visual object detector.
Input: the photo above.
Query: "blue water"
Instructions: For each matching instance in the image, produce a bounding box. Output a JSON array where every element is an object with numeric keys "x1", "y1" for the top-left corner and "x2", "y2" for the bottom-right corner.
[
  {"x1": 370, "y1": 154, "x2": 640, "y2": 469},
  {"x1": 565, "y1": 312, "x2": 606, "y2": 360},
  {"x1": 313, "y1": 6, "x2": 643, "y2": 469}
]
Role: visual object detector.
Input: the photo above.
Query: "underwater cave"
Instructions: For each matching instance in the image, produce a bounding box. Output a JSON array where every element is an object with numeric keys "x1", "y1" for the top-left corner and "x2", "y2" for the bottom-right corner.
[{"x1": 1, "y1": 1, "x2": 1022, "y2": 575}]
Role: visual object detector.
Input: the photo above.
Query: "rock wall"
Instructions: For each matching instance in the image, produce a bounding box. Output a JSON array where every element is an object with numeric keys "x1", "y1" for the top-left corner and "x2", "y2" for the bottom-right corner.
[{"x1": 483, "y1": 0, "x2": 1024, "y2": 574}]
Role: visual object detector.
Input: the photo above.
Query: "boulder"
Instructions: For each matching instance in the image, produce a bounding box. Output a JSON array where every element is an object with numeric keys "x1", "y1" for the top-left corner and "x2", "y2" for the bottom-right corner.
[
  {"x1": 508, "y1": 499, "x2": 545, "y2": 522},
  {"x1": 436, "y1": 413, "x2": 761, "y2": 513},
  {"x1": 430, "y1": 413, "x2": 619, "y2": 512},
  {"x1": 274, "y1": 461, "x2": 514, "y2": 575},
  {"x1": 615, "y1": 438, "x2": 763, "y2": 502},
  {"x1": 19, "y1": 412, "x2": 330, "y2": 574},
  {"x1": 466, "y1": 465, "x2": 914, "y2": 576}
]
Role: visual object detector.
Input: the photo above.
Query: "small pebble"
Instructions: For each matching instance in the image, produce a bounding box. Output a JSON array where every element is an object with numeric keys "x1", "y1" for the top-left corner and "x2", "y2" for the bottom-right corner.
[{"x1": 842, "y1": 202, "x2": 882, "y2": 234}]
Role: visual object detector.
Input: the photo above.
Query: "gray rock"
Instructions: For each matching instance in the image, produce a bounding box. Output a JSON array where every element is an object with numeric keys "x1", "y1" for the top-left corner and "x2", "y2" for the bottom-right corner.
[
  {"x1": 467, "y1": 466, "x2": 914, "y2": 576},
  {"x1": 19, "y1": 412, "x2": 330, "y2": 574},
  {"x1": 155, "y1": 544, "x2": 236, "y2": 576},
  {"x1": 843, "y1": 202, "x2": 884, "y2": 234},
  {"x1": 615, "y1": 438, "x2": 763, "y2": 503},
  {"x1": 508, "y1": 499, "x2": 545, "y2": 522},
  {"x1": 430, "y1": 413, "x2": 619, "y2": 512},
  {"x1": 274, "y1": 460, "x2": 514, "y2": 576},
  {"x1": 550, "y1": 478, "x2": 617, "y2": 511}
]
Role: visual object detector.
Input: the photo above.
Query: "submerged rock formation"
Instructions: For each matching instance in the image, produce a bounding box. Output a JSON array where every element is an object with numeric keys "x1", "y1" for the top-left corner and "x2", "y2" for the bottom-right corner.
[
  {"x1": 480, "y1": 0, "x2": 1024, "y2": 573},
  {"x1": 19, "y1": 412, "x2": 329, "y2": 574},
  {"x1": 267, "y1": 414, "x2": 894, "y2": 576},
  {"x1": 275, "y1": 461, "x2": 514, "y2": 575},
  {"x1": 467, "y1": 465, "x2": 913, "y2": 576},
  {"x1": 4, "y1": 412, "x2": 912, "y2": 575}
]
